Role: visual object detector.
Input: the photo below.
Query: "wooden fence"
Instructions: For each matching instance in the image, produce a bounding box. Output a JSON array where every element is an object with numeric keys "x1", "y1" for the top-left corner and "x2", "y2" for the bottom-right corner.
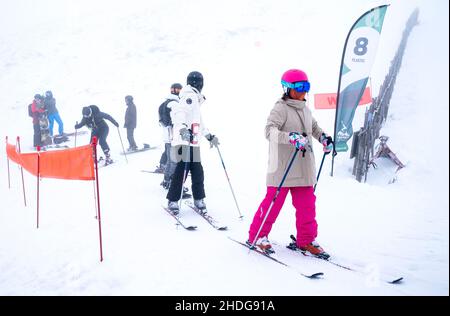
[{"x1": 351, "y1": 8, "x2": 419, "y2": 182}]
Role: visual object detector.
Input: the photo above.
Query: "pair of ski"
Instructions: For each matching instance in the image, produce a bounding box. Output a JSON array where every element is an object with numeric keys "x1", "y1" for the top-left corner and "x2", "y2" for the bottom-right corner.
[
  {"x1": 230, "y1": 236, "x2": 403, "y2": 284},
  {"x1": 120, "y1": 144, "x2": 158, "y2": 155},
  {"x1": 163, "y1": 200, "x2": 227, "y2": 231}
]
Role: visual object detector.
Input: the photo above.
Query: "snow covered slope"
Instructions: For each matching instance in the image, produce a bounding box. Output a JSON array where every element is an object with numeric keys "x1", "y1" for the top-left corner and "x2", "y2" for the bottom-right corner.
[{"x1": 0, "y1": 0, "x2": 448, "y2": 295}]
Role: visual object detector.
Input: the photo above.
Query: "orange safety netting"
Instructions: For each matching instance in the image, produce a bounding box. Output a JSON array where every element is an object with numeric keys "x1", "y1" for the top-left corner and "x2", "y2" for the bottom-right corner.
[{"x1": 6, "y1": 143, "x2": 95, "y2": 180}]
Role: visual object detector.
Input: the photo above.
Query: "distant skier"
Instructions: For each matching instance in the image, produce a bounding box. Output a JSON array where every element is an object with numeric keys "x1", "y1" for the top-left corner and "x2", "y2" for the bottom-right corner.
[
  {"x1": 246, "y1": 69, "x2": 333, "y2": 259},
  {"x1": 154, "y1": 83, "x2": 183, "y2": 174},
  {"x1": 158, "y1": 83, "x2": 182, "y2": 187},
  {"x1": 44, "y1": 90, "x2": 64, "y2": 137},
  {"x1": 124, "y1": 95, "x2": 138, "y2": 151},
  {"x1": 30, "y1": 94, "x2": 45, "y2": 148},
  {"x1": 166, "y1": 71, "x2": 219, "y2": 214},
  {"x1": 75, "y1": 105, "x2": 119, "y2": 165}
]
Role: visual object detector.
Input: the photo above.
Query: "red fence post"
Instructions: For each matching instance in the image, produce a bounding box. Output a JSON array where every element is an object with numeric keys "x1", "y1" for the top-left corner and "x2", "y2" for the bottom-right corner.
[
  {"x1": 6, "y1": 136, "x2": 11, "y2": 189},
  {"x1": 16, "y1": 137, "x2": 27, "y2": 207},
  {"x1": 91, "y1": 137, "x2": 103, "y2": 262},
  {"x1": 36, "y1": 146, "x2": 41, "y2": 229}
]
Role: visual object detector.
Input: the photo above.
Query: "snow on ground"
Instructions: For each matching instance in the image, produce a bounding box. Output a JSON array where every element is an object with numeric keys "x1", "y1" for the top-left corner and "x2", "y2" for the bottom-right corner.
[{"x1": 0, "y1": 0, "x2": 448, "y2": 295}]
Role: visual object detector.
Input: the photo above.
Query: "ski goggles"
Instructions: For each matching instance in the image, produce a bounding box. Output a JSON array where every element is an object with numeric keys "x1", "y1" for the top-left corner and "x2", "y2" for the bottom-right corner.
[{"x1": 281, "y1": 80, "x2": 311, "y2": 93}]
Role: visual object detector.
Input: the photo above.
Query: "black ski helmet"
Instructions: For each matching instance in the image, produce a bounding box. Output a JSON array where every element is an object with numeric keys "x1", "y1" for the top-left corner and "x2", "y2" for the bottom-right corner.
[
  {"x1": 125, "y1": 95, "x2": 133, "y2": 103},
  {"x1": 45, "y1": 90, "x2": 53, "y2": 98},
  {"x1": 186, "y1": 71, "x2": 203, "y2": 92},
  {"x1": 34, "y1": 94, "x2": 43, "y2": 100},
  {"x1": 170, "y1": 83, "x2": 183, "y2": 96},
  {"x1": 82, "y1": 106, "x2": 92, "y2": 118}
]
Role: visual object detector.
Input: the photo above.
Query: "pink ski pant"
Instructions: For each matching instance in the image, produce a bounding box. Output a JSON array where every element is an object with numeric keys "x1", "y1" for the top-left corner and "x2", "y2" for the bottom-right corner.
[{"x1": 248, "y1": 186, "x2": 318, "y2": 247}]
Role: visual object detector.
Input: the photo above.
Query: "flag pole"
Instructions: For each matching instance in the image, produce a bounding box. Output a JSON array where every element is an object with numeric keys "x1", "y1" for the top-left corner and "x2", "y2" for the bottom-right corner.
[{"x1": 331, "y1": 5, "x2": 388, "y2": 176}]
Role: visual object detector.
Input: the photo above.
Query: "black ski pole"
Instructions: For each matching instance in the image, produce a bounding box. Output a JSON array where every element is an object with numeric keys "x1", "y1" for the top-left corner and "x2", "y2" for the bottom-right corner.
[
  {"x1": 314, "y1": 153, "x2": 327, "y2": 192},
  {"x1": 178, "y1": 145, "x2": 191, "y2": 209},
  {"x1": 250, "y1": 147, "x2": 300, "y2": 250},
  {"x1": 314, "y1": 141, "x2": 334, "y2": 192}
]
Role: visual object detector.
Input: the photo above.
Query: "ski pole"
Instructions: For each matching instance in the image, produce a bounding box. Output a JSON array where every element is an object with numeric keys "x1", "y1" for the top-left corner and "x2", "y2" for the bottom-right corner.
[
  {"x1": 117, "y1": 127, "x2": 128, "y2": 164},
  {"x1": 250, "y1": 148, "x2": 300, "y2": 250},
  {"x1": 314, "y1": 141, "x2": 334, "y2": 192},
  {"x1": 314, "y1": 153, "x2": 327, "y2": 192},
  {"x1": 74, "y1": 122, "x2": 78, "y2": 147},
  {"x1": 179, "y1": 158, "x2": 190, "y2": 210},
  {"x1": 215, "y1": 146, "x2": 243, "y2": 219}
]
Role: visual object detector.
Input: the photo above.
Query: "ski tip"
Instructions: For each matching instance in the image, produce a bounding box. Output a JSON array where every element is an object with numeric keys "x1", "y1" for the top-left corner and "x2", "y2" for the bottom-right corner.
[
  {"x1": 304, "y1": 272, "x2": 324, "y2": 279},
  {"x1": 388, "y1": 277, "x2": 404, "y2": 284}
]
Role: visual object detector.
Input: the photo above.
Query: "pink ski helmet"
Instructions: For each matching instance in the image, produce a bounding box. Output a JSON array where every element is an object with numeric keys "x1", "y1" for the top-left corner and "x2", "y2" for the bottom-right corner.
[{"x1": 281, "y1": 69, "x2": 310, "y2": 93}]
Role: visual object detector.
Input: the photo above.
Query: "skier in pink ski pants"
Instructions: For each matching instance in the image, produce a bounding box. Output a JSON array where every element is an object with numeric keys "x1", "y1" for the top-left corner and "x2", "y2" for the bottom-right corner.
[{"x1": 247, "y1": 69, "x2": 333, "y2": 258}]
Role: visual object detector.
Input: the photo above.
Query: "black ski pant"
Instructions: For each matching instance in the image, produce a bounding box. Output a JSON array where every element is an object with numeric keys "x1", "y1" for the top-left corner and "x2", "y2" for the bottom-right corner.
[
  {"x1": 167, "y1": 145, "x2": 205, "y2": 202},
  {"x1": 126, "y1": 127, "x2": 137, "y2": 149},
  {"x1": 159, "y1": 147, "x2": 168, "y2": 167},
  {"x1": 91, "y1": 125, "x2": 110, "y2": 156},
  {"x1": 33, "y1": 123, "x2": 42, "y2": 147}
]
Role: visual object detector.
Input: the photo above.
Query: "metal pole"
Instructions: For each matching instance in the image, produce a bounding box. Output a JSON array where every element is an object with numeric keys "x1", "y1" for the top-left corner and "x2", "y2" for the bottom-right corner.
[
  {"x1": 314, "y1": 141, "x2": 334, "y2": 192},
  {"x1": 117, "y1": 127, "x2": 128, "y2": 164},
  {"x1": 250, "y1": 149, "x2": 300, "y2": 250},
  {"x1": 92, "y1": 137, "x2": 104, "y2": 262},
  {"x1": 6, "y1": 137, "x2": 10, "y2": 189},
  {"x1": 36, "y1": 146, "x2": 41, "y2": 229},
  {"x1": 216, "y1": 146, "x2": 243, "y2": 219},
  {"x1": 17, "y1": 137, "x2": 27, "y2": 206},
  {"x1": 314, "y1": 152, "x2": 327, "y2": 192},
  {"x1": 178, "y1": 145, "x2": 190, "y2": 210},
  {"x1": 74, "y1": 123, "x2": 78, "y2": 147}
]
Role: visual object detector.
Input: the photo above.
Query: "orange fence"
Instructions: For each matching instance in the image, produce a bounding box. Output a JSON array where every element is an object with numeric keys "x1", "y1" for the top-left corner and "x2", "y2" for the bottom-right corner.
[
  {"x1": 6, "y1": 143, "x2": 94, "y2": 180},
  {"x1": 5, "y1": 137, "x2": 103, "y2": 261}
]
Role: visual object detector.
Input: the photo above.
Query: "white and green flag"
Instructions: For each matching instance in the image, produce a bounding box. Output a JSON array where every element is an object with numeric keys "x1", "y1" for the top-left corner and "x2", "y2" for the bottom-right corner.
[{"x1": 333, "y1": 5, "x2": 389, "y2": 153}]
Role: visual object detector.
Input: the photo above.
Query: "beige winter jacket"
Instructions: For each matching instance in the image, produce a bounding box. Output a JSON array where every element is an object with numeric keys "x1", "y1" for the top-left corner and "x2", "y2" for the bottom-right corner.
[{"x1": 265, "y1": 98, "x2": 324, "y2": 187}]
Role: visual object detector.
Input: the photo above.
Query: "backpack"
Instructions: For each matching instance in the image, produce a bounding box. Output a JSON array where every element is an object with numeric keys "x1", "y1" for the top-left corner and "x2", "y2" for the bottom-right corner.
[
  {"x1": 158, "y1": 99, "x2": 176, "y2": 127},
  {"x1": 28, "y1": 104, "x2": 33, "y2": 117}
]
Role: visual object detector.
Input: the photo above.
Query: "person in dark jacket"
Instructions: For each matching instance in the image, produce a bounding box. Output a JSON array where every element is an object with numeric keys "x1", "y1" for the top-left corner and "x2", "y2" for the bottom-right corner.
[
  {"x1": 124, "y1": 95, "x2": 137, "y2": 151},
  {"x1": 44, "y1": 90, "x2": 64, "y2": 136},
  {"x1": 30, "y1": 94, "x2": 45, "y2": 148},
  {"x1": 75, "y1": 105, "x2": 119, "y2": 164}
]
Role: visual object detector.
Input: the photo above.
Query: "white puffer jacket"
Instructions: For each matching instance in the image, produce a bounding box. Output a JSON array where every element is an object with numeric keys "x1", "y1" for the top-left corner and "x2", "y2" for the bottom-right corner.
[
  {"x1": 161, "y1": 94, "x2": 179, "y2": 143},
  {"x1": 171, "y1": 85, "x2": 209, "y2": 147}
]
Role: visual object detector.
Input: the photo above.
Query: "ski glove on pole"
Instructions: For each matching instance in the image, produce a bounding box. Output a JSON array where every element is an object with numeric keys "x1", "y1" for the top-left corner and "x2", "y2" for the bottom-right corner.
[
  {"x1": 180, "y1": 127, "x2": 193, "y2": 142},
  {"x1": 289, "y1": 132, "x2": 308, "y2": 151},
  {"x1": 205, "y1": 134, "x2": 220, "y2": 148},
  {"x1": 319, "y1": 133, "x2": 333, "y2": 153}
]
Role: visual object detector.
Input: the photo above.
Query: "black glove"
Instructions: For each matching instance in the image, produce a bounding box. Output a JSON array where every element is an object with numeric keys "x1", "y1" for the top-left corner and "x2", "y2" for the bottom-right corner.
[
  {"x1": 206, "y1": 134, "x2": 220, "y2": 148},
  {"x1": 180, "y1": 127, "x2": 193, "y2": 142},
  {"x1": 114, "y1": 121, "x2": 119, "y2": 127}
]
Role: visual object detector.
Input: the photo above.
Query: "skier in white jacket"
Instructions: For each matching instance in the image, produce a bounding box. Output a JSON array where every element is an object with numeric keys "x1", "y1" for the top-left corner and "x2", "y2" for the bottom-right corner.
[{"x1": 167, "y1": 71, "x2": 219, "y2": 214}]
